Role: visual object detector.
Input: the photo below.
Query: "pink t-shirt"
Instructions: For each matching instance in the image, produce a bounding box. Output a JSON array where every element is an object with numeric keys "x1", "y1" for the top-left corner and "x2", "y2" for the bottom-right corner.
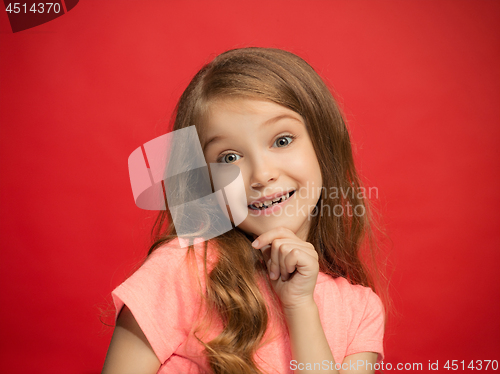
[{"x1": 112, "y1": 238, "x2": 384, "y2": 373}]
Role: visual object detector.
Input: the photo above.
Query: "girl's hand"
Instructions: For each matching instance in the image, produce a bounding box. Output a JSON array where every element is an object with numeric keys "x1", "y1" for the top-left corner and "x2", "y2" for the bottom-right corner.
[{"x1": 252, "y1": 227, "x2": 319, "y2": 312}]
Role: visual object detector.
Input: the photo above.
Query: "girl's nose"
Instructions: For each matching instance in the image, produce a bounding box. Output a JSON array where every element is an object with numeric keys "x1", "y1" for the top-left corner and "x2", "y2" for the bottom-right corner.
[{"x1": 249, "y1": 158, "x2": 279, "y2": 188}]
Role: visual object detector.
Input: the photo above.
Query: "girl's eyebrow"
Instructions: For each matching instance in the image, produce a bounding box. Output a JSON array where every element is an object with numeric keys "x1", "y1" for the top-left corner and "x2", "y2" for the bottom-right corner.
[{"x1": 203, "y1": 113, "x2": 302, "y2": 152}]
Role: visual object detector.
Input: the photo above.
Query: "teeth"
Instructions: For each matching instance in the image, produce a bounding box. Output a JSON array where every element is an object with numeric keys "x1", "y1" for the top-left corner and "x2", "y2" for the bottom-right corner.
[{"x1": 250, "y1": 192, "x2": 292, "y2": 210}]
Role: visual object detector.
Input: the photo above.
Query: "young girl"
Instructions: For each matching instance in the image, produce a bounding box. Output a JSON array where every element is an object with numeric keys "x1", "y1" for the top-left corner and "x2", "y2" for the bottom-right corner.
[{"x1": 102, "y1": 47, "x2": 385, "y2": 374}]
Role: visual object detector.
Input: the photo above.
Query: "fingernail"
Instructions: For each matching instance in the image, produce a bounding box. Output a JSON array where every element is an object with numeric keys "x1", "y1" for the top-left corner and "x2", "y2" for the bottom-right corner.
[
  {"x1": 252, "y1": 239, "x2": 259, "y2": 248},
  {"x1": 270, "y1": 271, "x2": 276, "y2": 279}
]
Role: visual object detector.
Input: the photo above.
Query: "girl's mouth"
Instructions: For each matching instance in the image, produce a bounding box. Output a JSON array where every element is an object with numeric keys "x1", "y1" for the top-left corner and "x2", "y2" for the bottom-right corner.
[{"x1": 248, "y1": 190, "x2": 296, "y2": 211}]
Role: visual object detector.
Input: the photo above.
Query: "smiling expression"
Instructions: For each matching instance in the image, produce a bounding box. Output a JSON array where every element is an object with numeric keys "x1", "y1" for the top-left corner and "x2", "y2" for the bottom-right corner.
[{"x1": 202, "y1": 97, "x2": 323, "y2": 241}]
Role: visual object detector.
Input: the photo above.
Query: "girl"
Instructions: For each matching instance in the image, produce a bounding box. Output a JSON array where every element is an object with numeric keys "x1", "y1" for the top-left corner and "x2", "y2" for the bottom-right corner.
[{"x1": 102, "y1": 47, "x2": 385, "y2": 374}]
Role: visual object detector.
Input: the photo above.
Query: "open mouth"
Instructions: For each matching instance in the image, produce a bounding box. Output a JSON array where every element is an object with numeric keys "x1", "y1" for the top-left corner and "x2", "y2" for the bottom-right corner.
[{"x1": 248, "y1": 190, "x2": 296, "y2": 211}]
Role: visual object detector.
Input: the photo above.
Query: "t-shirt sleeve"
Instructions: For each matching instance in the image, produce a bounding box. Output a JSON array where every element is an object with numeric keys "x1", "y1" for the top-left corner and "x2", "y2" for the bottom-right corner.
[
  {"x1": 111, "y1": 240, "x2": 206, "y2": 364},
  {"x1": 345, "y1": 287, "x2": 385, "y2": 362}
]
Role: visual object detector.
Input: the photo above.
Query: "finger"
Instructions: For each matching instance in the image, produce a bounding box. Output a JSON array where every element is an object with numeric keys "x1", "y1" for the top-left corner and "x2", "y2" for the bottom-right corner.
[
  {"x1": 278, "y1": 243, "x2": 295, "y2": 281},
  {"x1": 269, "y1": 239, "x2": 284, "y2": 280},
  {"x1": 251, "y1": 227, "x2": 295, "y2": 249},
  {"x1": 279, "y1": 244, "x2": 311, "y2": 281},
  {"x1": 284, "y1": 247, "x2": 318, "y2": 278},
  {"x1": 272, "y1": 239, "x2": 304, "y2": 281},
  {"x1": 289, "y1": 240, "x2": 317, "y2": 258},
  {"x1": 284, "y1": 248, "x2": 301, "y2": 277},
  {"x1": 272, "y1": 241, "x2": 314, "y2": 281}
]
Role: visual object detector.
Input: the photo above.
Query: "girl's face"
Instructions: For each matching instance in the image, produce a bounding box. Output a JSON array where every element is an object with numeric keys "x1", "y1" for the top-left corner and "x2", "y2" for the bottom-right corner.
[{"x1": 202, "y1": 98, "x2": 322, "y2": 241}]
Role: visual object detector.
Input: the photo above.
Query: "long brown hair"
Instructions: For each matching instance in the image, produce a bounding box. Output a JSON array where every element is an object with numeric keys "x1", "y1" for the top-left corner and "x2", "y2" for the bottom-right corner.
[{"x1": 149, "y1": 47, "x2": 385, "y2": 374}]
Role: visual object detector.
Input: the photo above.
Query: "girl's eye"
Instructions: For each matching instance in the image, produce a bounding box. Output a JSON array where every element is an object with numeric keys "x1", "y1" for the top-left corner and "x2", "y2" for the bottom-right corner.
[
  {"x1": 218, "y1": 153, "x2": 241, "y2": 163},
  {"x1": 216, "y1": 135, "x2": 295, "y2": 162},
  {"x1": 273, "y1": 135, "x2": 295, "y2": 148}
]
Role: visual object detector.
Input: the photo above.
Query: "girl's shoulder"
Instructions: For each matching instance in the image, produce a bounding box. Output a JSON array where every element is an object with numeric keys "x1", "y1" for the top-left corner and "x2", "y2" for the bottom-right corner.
[
  {"x1": 112, "y1": 237, "x2": 219, "y2": 315},
  {"x1": 111, "y1": 237, "x2": 219, "y2": 365}
]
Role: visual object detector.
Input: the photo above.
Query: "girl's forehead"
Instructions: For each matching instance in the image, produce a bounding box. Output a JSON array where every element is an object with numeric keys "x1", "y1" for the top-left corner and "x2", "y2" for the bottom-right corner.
[{"x1": 205, "y1": 97, "x2": 304, "y2": 126}]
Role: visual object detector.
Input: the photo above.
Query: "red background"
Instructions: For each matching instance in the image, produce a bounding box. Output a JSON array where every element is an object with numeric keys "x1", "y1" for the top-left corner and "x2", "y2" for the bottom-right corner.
[{"x1": 1, "y1": 1, "x2": 499, "y2": 373}]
